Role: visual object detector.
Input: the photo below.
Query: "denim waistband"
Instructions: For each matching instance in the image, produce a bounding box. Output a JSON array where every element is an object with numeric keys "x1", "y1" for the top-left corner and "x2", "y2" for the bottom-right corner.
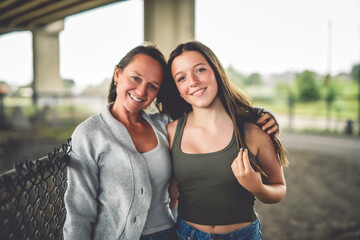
[
  {"x1": 177, "y1": 218, "x2": 261, "y2": 240},
  {"x1": 140, "y1": 227, "x2": 175, "y2": 240}
]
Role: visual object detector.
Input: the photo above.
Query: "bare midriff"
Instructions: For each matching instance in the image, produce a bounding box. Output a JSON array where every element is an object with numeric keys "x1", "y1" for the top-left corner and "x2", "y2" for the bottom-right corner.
[{"x1": 184, "y1": 220, "x2": 252, "y2": 234}]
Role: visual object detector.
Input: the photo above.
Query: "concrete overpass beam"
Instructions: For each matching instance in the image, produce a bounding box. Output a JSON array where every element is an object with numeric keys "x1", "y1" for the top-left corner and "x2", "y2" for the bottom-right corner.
[
  {"x1": 32, "y1": 20, "x2": 64, "y2": 103},
  {"x1": 144, "y1": 0, "x2": 195, "y2": 58}
]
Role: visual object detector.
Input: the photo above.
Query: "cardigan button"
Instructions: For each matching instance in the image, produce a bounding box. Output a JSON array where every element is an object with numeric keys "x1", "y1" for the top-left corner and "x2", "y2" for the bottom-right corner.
[
  {"x1": 133, "y1": 216, "x2": 137, "y2": 223},
  {"x1": 141, "y1": 188, "x2": 144, "y2": 195}
]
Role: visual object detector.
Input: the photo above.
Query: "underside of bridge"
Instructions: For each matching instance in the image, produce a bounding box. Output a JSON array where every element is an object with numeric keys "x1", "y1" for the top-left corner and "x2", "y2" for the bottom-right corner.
[
  {"x1": 0, "y1": 0, "x2": 195, "y2": 103},
  {"x1": 0, "y1": 0, "x2": 124, "y2": 35},
  {"x1": 0, "y1": 0, "x2": 127, "y2": 102}
]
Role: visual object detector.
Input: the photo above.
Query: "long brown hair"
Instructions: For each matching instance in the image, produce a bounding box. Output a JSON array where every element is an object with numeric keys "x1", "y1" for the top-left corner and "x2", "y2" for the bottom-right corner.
[
  {"x1": 107, "y1": 43, "x2": 169, "y2": 113},
  {"x1": 161, "y1": 41, "x2": 288, "y2": 175}
]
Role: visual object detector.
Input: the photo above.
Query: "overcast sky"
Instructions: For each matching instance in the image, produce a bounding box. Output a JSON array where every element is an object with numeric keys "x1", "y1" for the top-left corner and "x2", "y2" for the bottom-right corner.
[{"x1": 0, "y1": 0, "x2": 360, "y2": 91}]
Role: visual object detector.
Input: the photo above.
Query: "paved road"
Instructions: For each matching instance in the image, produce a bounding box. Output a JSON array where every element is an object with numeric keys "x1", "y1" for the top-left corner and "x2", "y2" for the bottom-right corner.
[
  {"x1": 258, "y1": 133, "x2": 360, "y2": 240},
  {"x1": 280, "y1": 133, "x2": 360, "y2": 160}
]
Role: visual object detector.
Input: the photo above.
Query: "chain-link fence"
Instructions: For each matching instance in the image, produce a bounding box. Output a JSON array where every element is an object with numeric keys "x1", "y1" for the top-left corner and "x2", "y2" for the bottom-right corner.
[{"x1": 0, "y1": 138, "x2": 71, "y2": 240}]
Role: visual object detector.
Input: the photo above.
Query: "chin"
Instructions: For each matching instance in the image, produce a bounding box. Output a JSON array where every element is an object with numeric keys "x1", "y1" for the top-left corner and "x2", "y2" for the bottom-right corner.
[
  {"x1": 193, "y1": 102, "x2": 212, "y2": 109},
  {"x1": 124, "y1": 104, "x2": 143, "y2": 114}
]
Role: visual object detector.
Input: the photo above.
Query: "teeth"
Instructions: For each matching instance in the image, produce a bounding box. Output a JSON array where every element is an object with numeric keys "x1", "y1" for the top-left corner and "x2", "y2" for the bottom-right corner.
[
  {"x1": 129, "y1": 93, "x2": 144, "y2": 102},
  {"x1": 191, "y1": 88, "x2": 205, "y2": 95}
]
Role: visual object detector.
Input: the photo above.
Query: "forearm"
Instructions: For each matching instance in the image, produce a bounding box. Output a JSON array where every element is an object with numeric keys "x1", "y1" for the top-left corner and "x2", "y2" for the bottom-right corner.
[
  {"x1": 168, "y1": 176, "x2": 179, "y2": 209},
  {"x1": 252, "y1": 183, "x2": 286, "y2": 204},
  {"x1": 63, "y1": 152, "x2": 99, "y2": 239}
]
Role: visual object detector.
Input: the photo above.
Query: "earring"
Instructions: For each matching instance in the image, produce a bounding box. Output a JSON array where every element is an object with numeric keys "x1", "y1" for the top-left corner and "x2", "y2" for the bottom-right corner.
[{"x1": 114, "y1": 81, "x2": 118, "y2": 86}]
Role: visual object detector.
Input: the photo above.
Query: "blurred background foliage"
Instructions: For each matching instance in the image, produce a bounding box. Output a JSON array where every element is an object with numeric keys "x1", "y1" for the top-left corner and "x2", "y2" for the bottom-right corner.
[{"x1": 227, "y1": 63, "x2": 359, "y2": 124}]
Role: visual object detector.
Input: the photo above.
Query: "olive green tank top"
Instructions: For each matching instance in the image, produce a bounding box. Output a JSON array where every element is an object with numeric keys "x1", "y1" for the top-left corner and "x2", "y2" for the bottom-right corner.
[{"x1": 171, "y1": 114, "x2": 258, "y2": 225}]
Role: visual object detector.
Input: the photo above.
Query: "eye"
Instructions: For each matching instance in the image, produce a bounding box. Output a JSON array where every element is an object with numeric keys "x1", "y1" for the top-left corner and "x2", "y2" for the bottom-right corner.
[
  {"x1": 177, "y1": 76, "x2": 186, "y2": 82},
  {"x1": 196, "y1": 67, "x2": 206, "y2": 73},
  {"x1": 131, "y1": 76, "x2": 141, "y2": 82},
  {"x1": 149, "y1": 84, "x2": 158, "y2": 91}
]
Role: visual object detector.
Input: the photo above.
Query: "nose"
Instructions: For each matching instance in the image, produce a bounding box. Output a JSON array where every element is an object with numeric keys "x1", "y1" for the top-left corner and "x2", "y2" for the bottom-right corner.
[
  {"x1": 136, "y1": 83, "x2": 146, "y2": 96},
  {"x1": 189, "y1": 73, "x2": 199, "y2": 87}
]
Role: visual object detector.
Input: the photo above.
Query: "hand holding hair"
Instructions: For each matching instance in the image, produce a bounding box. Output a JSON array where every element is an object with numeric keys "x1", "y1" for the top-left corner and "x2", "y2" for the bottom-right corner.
[{"x1": 231, "y1": 148, "x2": 263, "y2": 195}]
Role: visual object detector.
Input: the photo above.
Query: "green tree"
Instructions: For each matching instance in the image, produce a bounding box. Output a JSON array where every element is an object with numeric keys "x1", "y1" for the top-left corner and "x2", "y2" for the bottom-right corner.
[
  {"x1": 63, "y1": 78, "x2": 76, "y2": 95},
  {"x1": 63, "y1": 78, "x2": 75, "y2": 88},
  {"x1": 323, "y1": 76, "x2": 343, "y2": 130},
  {"x1": 244, "y1": 73, "x2": 263, "y2": 86},
  {"x1": 350, "y1": 63, "x2": 360, "y2": 82},
  {"x1": 296, "y1": 70, "x2": 320, "y2": 102}
]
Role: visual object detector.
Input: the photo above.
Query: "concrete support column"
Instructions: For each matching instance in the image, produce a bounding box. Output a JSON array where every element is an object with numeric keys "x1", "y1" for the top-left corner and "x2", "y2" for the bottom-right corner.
[
  {"x1": 144, "y1": 0, "x2": 195, "y2": 58},
  {"x1": 32, "y1": 20, "x2": 64, "y2": 104}
]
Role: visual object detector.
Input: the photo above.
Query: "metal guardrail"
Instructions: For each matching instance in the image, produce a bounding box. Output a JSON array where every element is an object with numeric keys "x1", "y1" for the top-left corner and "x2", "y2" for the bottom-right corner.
[{"x1": 0, "y1": 139, "x2": 71, "y2": 240}]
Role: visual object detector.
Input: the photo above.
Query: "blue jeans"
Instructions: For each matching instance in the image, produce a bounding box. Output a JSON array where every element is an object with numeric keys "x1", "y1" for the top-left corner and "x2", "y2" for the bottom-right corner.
[
  {"x1": 140, "y1": 227, "x2": 177, "y2": 240},
  {"x1": 176, "y1": 218, "x2": 262, "y2": 240}
]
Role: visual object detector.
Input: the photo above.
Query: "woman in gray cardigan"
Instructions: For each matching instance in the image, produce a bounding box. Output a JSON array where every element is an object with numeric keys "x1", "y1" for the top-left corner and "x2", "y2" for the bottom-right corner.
[
  {"x1": 63, "y1": 45, "x2": 177, "y2": 240},
  {"x1": 63, "y1": 44, "x2": 279, "y2": 240}
]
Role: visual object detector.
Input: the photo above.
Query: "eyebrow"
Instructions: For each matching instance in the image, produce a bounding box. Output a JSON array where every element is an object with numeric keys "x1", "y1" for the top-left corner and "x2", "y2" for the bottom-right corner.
[
  {"x1": 173, "y1": 62, "x2": 207, "y2": 78},
  {"x1": 151, "y1": 81, "x2": 161, "y2": 86},
  {"x1": 132, "y1": 71, "x2": 161, "y2": 85},
  {"x1": 194, "y1": 63, "x2": 207, "y2": 68},
  {"x1": 133, "y1": 71, "x2": 143, "y2": 77}
]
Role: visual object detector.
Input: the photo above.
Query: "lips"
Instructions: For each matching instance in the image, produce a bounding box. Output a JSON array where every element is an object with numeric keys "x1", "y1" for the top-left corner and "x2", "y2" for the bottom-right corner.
[
  {"x1": 129, "y1": 93, "x2": 144, "y2": 102},
  {"x1": 190, "y1": 87, "x2": 206, "y2": 96}
]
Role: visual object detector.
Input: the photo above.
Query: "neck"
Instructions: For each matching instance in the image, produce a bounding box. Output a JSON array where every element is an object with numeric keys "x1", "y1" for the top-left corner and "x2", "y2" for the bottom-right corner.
[
  {"x1": 110, "y1": 101, "x2": 143, "y2": 127},
  {"x1": 190, "y1": 96, "x2": 231, "y2": 127}
]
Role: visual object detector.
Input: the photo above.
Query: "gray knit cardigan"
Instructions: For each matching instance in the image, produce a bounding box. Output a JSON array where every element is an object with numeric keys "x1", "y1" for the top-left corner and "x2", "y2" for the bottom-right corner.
[{"x1": 63, "y1": 105, "x2": 170, "y2": 240}]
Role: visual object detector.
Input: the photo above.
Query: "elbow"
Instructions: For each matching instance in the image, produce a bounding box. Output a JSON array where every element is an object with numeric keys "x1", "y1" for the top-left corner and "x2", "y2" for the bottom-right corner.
[
  {"x1": 272, "y1": 185, "x2": 287, "y2": 204},
  {"x1": 259, "y1": 185, "x2": 287, "y2": 204}
]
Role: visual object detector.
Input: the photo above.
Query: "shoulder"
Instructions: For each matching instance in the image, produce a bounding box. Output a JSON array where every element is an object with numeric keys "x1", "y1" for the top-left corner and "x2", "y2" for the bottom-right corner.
[
  {"x1": 167, "y1": 119, "x2": 179, "y2": 149},
  {"x1": 167, "y1": 119, "x2": 178, "y2": 135},
  {"x1": 72, "y1": 113, "x2": 102, "y2": 138},
  {"x1": 245, "y1": 122, "x2": 273, "y2": 149},
  {"x1": 145, "y1": 111, "x2": 172, "y2": 126},
  {"x1": 245, "y1": 122, "x2": 264, "y2": 136},
  {"x1": 143, "y1": 112, "x2": 173, "y2": 137},
  {"x1": 71, "y1": 114, "x2": 109, "y2": 157}
]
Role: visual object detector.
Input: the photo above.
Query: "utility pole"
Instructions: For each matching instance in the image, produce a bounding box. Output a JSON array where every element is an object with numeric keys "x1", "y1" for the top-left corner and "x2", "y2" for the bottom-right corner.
[
  {"x1": 358, "y1": 27, "x2": 360, "y2": 136},
  {"x1": 327, "y1": 21, "x2": 332, "y2": 78},
  {"x1": 325, "y1": 21, "x2": 332, "y2": 132}
]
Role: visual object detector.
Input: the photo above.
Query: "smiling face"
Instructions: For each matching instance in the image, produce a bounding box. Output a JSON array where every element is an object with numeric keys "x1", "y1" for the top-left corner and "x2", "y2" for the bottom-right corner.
[
  {"x1": 113, "y1": 54, "x2": 163, "y2": 114},
  {"x1": 171, "y1": 50, "x2": 218, "y2": 109}
]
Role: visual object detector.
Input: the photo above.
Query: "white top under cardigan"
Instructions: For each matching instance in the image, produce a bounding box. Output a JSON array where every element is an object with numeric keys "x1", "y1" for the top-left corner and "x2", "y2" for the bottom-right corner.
[
  {"x1": 141, "y1": 128, "x2": 174, "y2": 235},
  {"x1": 63, "y1": 104, "x2": 174, "y2": 240}
]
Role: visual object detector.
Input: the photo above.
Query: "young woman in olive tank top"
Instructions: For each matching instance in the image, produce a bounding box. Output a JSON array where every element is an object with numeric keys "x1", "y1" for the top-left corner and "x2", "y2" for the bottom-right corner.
[{"x1": 162, "y1": 41, "x2": 289, "y2": 240}]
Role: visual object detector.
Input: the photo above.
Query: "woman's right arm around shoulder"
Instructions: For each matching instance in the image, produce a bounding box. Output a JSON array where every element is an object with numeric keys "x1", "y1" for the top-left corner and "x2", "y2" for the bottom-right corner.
[
  {"x1": 63, "y1": 135, "x2": 99, "y2": 240},
  {"x1": 166, "y1": 120, "x2": 179, "y2": 210}
]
